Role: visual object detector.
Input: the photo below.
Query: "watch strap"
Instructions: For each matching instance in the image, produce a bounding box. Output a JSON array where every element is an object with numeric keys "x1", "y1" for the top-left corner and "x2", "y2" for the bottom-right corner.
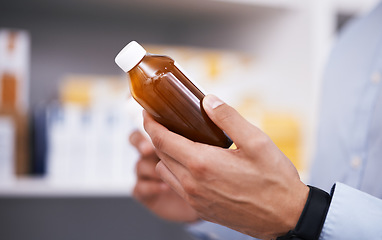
[{"x1": 276, "y1": 185, "x2": 331, "y2": 240}]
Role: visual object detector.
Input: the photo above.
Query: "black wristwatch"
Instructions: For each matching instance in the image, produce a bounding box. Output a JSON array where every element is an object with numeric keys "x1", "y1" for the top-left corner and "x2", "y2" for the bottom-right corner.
[{"x1": 276, "y1": 186, "x2": 332, "y2": 240}]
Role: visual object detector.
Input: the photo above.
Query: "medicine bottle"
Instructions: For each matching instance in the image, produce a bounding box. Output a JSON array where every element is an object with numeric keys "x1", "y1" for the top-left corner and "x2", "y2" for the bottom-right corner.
[{"x1": 115, "y1": 41, "x2": 232, "y2": 148}]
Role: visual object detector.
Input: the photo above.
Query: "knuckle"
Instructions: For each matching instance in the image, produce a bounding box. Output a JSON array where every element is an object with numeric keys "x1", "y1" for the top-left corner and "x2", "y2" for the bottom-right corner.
[
  {"x1": 186, "y1": 195, "x2": 199, "y2": 209},
  {"x1": 140, "y1": 142, "x2": 155, "y2": 156},
  {"x1": 182, "y1": 179, "x2": 199, "y2": 197},
  {"x1": 151, "y1": 132, "x2": 165, "y2": 151},
  {"x1": 215, "y1": 108, "x2": 234, "y2": 125},
  {"x1": 188, "y1": 158, "x2": 208, "y2": 179},
  {"x1": 136, "y1": 160, "x2": 157, "y2": 179},
  {"x1": 249, "y1": 134, "x2": 271, "y2": 152},
  {"x1": 136, "y1": 160, "x2": 148, "y2": 176},
  {"x1": 258, "y1": 134, "x2": 272, "y2": 148}
]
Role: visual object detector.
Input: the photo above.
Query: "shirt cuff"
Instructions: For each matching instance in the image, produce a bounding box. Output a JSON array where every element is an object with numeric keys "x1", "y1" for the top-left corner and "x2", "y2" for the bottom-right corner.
[
  {"x1": 319, "y1": 182, "x2": 382, "y2": 240},
  {"x1": 186, "y1": 220, "x2": 257, "y2": 240}
]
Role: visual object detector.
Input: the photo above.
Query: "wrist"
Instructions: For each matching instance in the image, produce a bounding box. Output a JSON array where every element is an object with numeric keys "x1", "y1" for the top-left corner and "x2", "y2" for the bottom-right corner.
[
  {"x1": 281, "y1": 183, "x2": 310, "y2": 235},
  {"x1": 277, "y1": 185, "x2": 332, "y2": 240}
]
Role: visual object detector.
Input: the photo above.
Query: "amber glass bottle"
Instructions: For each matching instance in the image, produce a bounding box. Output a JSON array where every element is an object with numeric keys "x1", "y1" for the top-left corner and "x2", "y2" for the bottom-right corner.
[
  {"x1": 115, "y1": 41, "x2": 232, "y2": 148},
  {"x1": 1, "y1": 32, "x2": 18, "y2": 109}
]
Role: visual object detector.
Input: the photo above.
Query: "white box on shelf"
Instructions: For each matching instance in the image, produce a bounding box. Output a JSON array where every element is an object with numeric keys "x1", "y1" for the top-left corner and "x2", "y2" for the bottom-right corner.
[{"x1": 0, "y1": 116, "x2": 15, "y2": 183}]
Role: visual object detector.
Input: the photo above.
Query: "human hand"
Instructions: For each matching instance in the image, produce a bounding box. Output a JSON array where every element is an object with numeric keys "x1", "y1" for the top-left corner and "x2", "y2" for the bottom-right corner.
[
  {"x1": 143, "y1": 95, "x2": 309, "y2": 240},
  {"x1": 129, "y1": 130, "x2": 199, "y2": 223}
]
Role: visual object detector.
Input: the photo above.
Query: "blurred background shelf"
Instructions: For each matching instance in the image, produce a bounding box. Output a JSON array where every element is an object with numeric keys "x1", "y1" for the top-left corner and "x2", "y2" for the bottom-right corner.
[
  {"x1": 2, "y1": 0, "x2": 305, "y2": 16},
  {"x1": 2, "y1": 0, "x2": 376, "y2": 110},
  {"x1": 0, "y1": 0, "x2": 380, "y2": 193},
  {"x1": 0, "y1": 177, "x2": 133, "y2": 197}
]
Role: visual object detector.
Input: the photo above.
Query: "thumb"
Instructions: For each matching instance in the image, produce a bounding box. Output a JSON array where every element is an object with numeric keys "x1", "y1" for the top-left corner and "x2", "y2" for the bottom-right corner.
[{"x1": 203, "y1": 94, "x2": 261, "y2": 148}]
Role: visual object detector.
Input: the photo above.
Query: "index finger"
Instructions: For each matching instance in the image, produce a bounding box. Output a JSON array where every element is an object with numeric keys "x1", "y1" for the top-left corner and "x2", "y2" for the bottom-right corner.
[
  {"x1": 129, "y1": 130, "x2": 156, "y2": 157},
  {"x1": 143, "y1": 110, "x2": 205, "y2": 168}
]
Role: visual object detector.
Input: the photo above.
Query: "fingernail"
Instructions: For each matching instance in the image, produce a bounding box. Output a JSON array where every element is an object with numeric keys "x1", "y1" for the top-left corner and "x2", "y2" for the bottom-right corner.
[{"x1": 204, "y1": 94, "x2": 224, "y2": 110}]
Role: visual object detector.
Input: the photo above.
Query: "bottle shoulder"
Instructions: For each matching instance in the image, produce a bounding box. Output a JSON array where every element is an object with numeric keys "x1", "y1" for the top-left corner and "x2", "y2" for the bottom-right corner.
[
  {"x1": 141, "y1": 54, "x2": 174, "y2": 66},
  {"x1": 132, "y1": 54, "x2": 175, "y2": 78}
]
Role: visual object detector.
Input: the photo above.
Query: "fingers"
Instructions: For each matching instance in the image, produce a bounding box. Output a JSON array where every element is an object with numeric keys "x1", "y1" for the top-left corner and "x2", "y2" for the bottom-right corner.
[
  {"x1": 134, "y1": 158, "x2": 171, "y2": 202},
  {"x1": 155, "y1": 149, "x2": 194, "y2": 182},
  {"x1": 129, "y1": 130, "x2": 156, "y2": 157},
  {"x1": 156, "y1": 161, "x2": 186, "y2": 199},
  {"x1": 133, "y1": 180, "x2": 169, "y2": 201},
  {"x1": 136, "y1": 158, "x2": 161, "y2": 181},
  {"x1": 143, "y1": 110, "x2": 203, "y2": 168},
  {"x1": 202, "y1": 94, "x2": 262, "y2": 148},
  {"x1": 142, "y1": 109, "x2": 225, "y2": 180}
]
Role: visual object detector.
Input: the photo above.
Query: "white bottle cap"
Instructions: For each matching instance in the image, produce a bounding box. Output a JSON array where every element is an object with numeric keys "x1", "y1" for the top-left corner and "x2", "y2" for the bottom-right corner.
[{"x1": 115, "y1": 41, "x2": 147, "y2": 72}]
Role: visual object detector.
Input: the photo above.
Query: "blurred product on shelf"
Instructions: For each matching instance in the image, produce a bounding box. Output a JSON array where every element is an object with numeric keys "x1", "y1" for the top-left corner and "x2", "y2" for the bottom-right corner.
[
  {"x1": 145, "y1": 45, "x2": 257, "y2": 104},
  {"x1": 0, "y1": 29, "x2": 30, "y2": 180},
  {"x1": 0, "y1": 29, "x2": 29, "y2": 112},
  {"x1": 44, "y1": 75, "x2": 138, "y2": 186},
  {"x1": 31, "y1": 106, "x2": 47, "y2": 175},
  {"x1": 0, "y1": 116, "x2": 15, "y2": 182},
  {"x1": 262, "y1": 112, "x2": 302, "y2": 170},
  {"x1": 236, "y1": 96, "x2": 303, "y2": 171},
  {"x1": 0, "y1": 108, "x2": 29, "y2": 178}
]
